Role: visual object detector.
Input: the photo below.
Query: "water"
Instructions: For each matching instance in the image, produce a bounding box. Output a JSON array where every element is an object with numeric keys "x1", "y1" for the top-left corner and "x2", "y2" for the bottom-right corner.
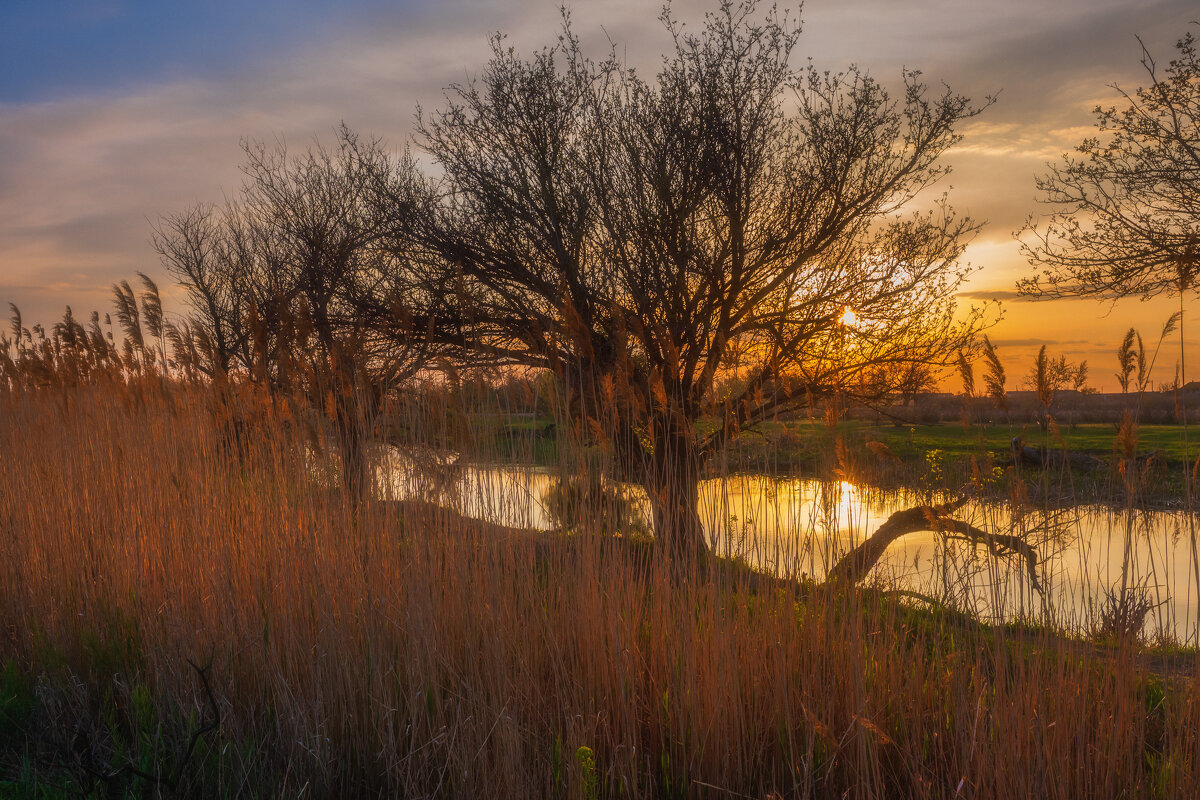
[{"x1": 380, "y1": 456, "x2": 1200, "y2": 642}]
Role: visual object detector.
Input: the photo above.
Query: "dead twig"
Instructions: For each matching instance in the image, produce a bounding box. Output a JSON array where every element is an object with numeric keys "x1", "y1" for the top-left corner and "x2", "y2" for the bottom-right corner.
[{"x1": 84, "y1": 658, "x2": 222, "y2": 795}]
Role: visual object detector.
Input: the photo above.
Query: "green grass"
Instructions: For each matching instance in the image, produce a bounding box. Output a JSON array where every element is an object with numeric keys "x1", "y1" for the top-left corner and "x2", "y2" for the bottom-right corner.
[
  {"x1": 726, "y1": 419, "x2": 1198, "y2": 468},
  {"x1": 480, "y1": 413, "x2": 1199, "y2": 475},
  {"x1": 865, "y1": 422, "x2": 1196, "y2": 464}
]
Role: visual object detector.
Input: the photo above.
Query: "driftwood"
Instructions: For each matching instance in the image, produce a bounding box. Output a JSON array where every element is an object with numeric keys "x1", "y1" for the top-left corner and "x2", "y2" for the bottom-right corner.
[{"x1": 824, "y1": 497, "x2": 1042, "y2": 593}]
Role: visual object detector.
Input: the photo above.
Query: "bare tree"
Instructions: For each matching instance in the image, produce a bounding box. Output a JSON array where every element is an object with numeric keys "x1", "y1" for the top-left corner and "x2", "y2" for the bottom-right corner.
[
  {"x1": 418, "y1": 1, "x2": 989, "y2": 557},
  {"x1": 1023, "y1": 345, "x2": 1088, "y2": 430},
  {"x1": 1019, "y1": 26, "x2": 1200, "y2": 300},
  {"x1": 157, "y1": 126, "x2": 445, "y2": 497},
  {"x1": 1019, "y1": 27, "x2": 1200, "y2": 490}
]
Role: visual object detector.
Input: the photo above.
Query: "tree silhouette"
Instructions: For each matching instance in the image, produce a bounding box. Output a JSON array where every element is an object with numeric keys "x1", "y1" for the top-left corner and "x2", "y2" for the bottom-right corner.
[
  {"x1": 156, "y1": 128, "x2": 445, "y2": 497},
  {"x1": 1020, "y1": 27, "x2": 1200, "y2": 299},
  {"x1": 417, "y1": 1, "x2": 988, "y2": 557}
]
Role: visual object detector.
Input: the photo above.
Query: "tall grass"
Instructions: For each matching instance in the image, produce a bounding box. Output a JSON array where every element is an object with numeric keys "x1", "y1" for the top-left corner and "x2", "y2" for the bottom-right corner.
[{"x1": 2, "y1": 381, "x2": 1200, "y2": 798}]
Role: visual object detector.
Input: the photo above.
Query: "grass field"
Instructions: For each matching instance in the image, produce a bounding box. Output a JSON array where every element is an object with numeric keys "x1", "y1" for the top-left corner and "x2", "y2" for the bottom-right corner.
[{"x1": 865, "y1": 421, "x2": 1197, "y2": 463}]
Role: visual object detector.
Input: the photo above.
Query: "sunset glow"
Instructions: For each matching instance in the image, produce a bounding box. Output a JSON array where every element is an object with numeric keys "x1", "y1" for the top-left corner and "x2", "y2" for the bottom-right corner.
[
  {"x1": 6, "y1": 5, "x2": 1200, "y2": 793},
  {"x1": 0, "y1": 0, "x2": 1196, "y2": 388}
]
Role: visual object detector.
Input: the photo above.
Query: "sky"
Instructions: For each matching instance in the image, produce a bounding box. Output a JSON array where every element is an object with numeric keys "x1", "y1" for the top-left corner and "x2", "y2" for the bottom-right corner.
[{"x1": 1, "y1": 0, "x2": 1197, "y2": 391}]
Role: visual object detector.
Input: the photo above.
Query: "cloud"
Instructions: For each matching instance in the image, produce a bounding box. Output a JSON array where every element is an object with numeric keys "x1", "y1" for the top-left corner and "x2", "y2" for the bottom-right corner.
[
  {"x1": 988, "y1": 338, "x2": 1091, "y2": 347},
  {"x1": 1, "y1": 0, "x2": 1199, "y2": 367},
  {"x1": 0, "y1": 2, "x2": 572, "y2": 322},
  {"x1": 957, "y1": 289, "x2": 1118, "y2": 302},
  {"x1": 957, "y1": 290, "x2": 1027, "y2": 301}
]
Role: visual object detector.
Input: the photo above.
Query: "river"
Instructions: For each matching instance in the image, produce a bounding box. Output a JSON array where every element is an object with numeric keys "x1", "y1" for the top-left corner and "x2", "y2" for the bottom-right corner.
[{"x1": 379, "y1": 457, "x2": 1200, "y2": 643}]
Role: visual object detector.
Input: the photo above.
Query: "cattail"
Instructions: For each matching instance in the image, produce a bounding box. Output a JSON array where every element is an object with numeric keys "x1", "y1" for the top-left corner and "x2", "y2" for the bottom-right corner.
[
  {"x1": 1135, "y1": 330, "x2": 1148, "y2": 393},
  {"x1": 1072, "y1": 359, "x2": 1089, "y2": 392},
  {"x1": 137, "y1": 272, "x2": 164, "y2": 342},
  {"x1": 865, "y1": 440, "x2": 899, "y2": 463},
  {"x1": 1032, "y1": 345, "x2": 1052, "y2": 427},
  {"x1": 1116, "y1": 409, "x2": 1138, "y2": 491},
  {"x1": 834, "y1": 434, "x2": 850, "y2": 480},
  {"x1": 87, "y1": 311, "x2": 107, "y2": 357},
  {"x1": 8, "y1": 303, "x2": 22, "y2": 353}
]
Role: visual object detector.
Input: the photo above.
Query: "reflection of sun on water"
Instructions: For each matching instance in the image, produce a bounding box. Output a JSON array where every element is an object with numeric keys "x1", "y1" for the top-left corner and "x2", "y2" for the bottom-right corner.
[{"x1": 837, "y1": 480, "x2": 857, "y2": 524}]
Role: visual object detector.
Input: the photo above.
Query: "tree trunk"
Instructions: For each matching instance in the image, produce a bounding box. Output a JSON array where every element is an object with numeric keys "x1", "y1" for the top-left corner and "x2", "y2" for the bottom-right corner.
[
  {"x1": 646, "y1": 428, "x2": 710, "y2": 561},
  {"x1": 334, "y1": 383, "x2": 379, "y2": 504},
  {"x1": 336, "y1": 416, "x2": 370, "y2": 502}
]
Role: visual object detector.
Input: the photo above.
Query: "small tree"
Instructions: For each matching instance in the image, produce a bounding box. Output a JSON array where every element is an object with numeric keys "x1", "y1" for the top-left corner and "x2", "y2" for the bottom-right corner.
[
  {"x1": 1024, "y1": 345, "x2": 1088, "y2": 429},
  {"x1": 157, "y1": 128, "x2": 445, "y2": 497},
  {"x1": 419, "y1": 1, "x2": 988, "y2": 557},
  {"x1": 1019, "y1": 26, "x2": 1200, "y2": 300}
]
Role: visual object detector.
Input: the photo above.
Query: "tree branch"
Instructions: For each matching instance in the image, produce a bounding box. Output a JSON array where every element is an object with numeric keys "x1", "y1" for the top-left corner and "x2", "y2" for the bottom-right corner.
[{"x1": 823, "y1": 498, "x2": 1042, "y2": 594}]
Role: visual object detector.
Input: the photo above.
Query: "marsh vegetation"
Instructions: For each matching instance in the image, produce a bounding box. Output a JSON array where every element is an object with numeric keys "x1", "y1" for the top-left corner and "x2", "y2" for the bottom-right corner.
[
  {"x1": 4, "y1": 3, "x2": 1200, "y2": 798},
  {"x1": 3, "y1": 348, "x2": 1200, "y2": 797}
]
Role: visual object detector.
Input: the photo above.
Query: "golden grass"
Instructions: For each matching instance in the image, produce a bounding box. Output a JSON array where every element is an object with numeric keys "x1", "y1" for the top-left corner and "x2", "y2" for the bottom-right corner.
[{"x1": 2, "y1": 384, "x2": 1200, "y2": 798}]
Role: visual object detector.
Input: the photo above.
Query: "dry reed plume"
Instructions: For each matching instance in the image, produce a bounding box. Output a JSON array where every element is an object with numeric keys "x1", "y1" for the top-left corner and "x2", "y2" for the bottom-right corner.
[{"x1": 0, "y1": 379, "x2": 1196, "y2": 798}]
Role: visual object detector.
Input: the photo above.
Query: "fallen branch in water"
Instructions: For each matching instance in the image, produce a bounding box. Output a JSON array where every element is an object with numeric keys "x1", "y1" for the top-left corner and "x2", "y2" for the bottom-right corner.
[{"x1": 823, "y1": 497, "x2": 1042, "y2": 594}]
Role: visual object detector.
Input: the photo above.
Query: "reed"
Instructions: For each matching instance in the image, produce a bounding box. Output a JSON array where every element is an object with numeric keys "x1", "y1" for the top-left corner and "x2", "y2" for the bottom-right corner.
[{"x1": 2, "y1": 378, "x2": 1199, "y2": 798}]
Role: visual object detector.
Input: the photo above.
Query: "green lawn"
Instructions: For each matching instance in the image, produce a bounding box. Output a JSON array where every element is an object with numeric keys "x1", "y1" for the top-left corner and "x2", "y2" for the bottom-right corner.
[{"x1": 860, "y1": 421, "x2": 1197, "y2": 465}]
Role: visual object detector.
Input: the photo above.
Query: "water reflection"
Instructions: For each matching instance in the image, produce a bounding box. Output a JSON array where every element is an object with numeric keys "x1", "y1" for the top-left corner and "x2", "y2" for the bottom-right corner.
[{"x1": 379, "y1": 455, "x2": 1200, "y2": 642}]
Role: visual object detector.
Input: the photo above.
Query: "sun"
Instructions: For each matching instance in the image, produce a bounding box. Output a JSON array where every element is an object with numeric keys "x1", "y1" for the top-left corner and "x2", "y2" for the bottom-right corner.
[{"x1": 839, "y1": 306, "x2": 857, "y2": 327}]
